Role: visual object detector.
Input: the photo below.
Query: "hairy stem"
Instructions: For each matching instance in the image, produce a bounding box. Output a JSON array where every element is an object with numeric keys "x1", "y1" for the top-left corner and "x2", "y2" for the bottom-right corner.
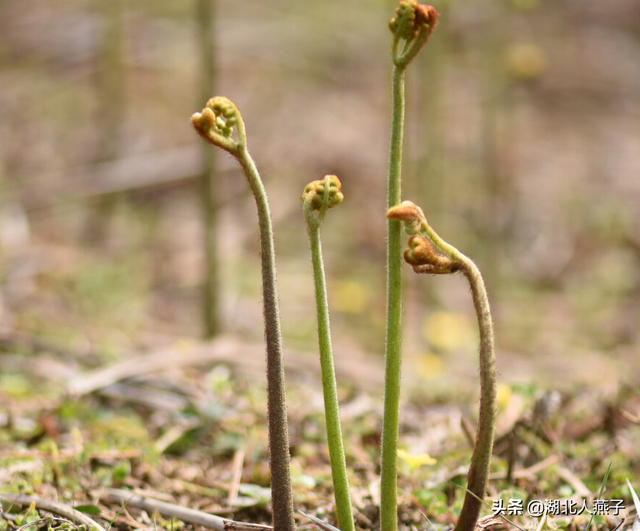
[
  {"x1": 428, "y1": 238, "x2": 496, "y2": 531},
  {"x1": 381, "y1": 64, "x2": 406, "y2": 531},
  {"x1": 236, "y1": 145, "x2": 295, "y2": 531},
  {"x1": 302, "y1": 177, "x2": 354, "y2": 531},
  {"x1": 390, "y1": 203, "x2": 497, "y2": 531},
  {"x1": 193, "y1": 97, "x2": 296, "y2": 531},
  {"x1": 307, "y1": 223, "x2": 355, "y2": 531},
  {"x1": 382, "y1": 5, "x2": 438, "y2": 529},
  {"x1": 454, "y1": 261, "x2": 496, "y2": 531}
]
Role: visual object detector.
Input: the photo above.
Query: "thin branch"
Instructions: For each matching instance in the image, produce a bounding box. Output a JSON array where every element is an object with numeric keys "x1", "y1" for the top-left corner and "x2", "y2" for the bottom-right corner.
[
  {"x1": 0, "y1": 493, "x2": 106, "y2": 531},
  {"x1": 101, "y1": 489, "x2": 228, "y2": 531},
  {"x1": 102, "y1": 489, "x2": 276, "y2": 531}
]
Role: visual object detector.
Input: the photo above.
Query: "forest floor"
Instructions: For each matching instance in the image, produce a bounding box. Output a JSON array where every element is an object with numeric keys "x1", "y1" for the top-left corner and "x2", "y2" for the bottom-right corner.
[{"x1": 1, "y1": 318, "x2": 639, "y2": 531}]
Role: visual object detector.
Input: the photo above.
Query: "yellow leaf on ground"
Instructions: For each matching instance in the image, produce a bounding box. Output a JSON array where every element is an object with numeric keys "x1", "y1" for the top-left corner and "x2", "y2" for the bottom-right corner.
[{"x1": 397, "y1": 448, "x2": 437, "y2": 472}]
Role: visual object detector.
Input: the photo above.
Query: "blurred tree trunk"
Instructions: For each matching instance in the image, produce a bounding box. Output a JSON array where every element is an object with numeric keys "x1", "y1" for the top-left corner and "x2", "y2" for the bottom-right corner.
[
  {"x1": 85, "y1": 0, "x2": 125, "y2": 243},
  {"x1": 97, "y1": 0, "x2": 125, "y2": 163},
  {"x1": 197, "y1": 0, "x2": 220, "y2": 338}
]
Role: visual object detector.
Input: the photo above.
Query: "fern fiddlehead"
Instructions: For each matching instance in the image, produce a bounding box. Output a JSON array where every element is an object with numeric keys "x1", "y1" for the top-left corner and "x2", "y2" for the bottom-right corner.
[
  {"x1": 193, "y1": 97, "x2": 296, "y2": 531},
  {"x1": 387, "y1": 201, "x2": 497, "y2": 531}
]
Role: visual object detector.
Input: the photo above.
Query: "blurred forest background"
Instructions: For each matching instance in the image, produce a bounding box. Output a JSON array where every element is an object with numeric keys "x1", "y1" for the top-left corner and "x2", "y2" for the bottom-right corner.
[
  {"x1": 1, "y1": 0, "x2": 640, "y2": 525},
  {"x1": 2, "y1": 0, "x2": 639, "y2": 390}
]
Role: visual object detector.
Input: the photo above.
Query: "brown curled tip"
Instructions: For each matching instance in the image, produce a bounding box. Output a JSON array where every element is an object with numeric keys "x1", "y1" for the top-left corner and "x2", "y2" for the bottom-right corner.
[
  {"x1": 416, "y1": 5, "x2": 438, "y2": 41},
  {"x1": 404, "y1": 235, "x2": 458, "y2": 275},
  {"x1": 191, "y1": 107, "x2": 215, "y2": 139},
  {"x1": 389, "y1": 2, "x2": 438, "y2": 41},
  {"x1": 386, "y1": 201, "x2": 426, "y2": 224}
]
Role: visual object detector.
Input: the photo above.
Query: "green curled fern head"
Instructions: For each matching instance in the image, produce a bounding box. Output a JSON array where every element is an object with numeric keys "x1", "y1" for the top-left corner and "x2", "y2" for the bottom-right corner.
[
  {"x1": 302, "y1": 175, "x2": 344, "y2": 211},
  {"x1": 192, "y1": 96, "x2": 246, "y2": 153}
]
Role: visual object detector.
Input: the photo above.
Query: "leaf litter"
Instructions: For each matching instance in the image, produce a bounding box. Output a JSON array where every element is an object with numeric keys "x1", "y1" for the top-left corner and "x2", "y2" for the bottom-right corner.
[{"x1": 0, "y1": 330, "x2": 638, "y2": 531}]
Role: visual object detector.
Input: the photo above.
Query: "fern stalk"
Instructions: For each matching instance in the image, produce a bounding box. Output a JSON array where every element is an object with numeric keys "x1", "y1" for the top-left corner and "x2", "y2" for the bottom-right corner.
[
  {"x1": 192, "y1": 98, "x2": 295, "y2": 531},
  {"x1": 302, "y1": 176, "x2": 355, "y2": 531},
  {"x1": 381, "y1": 4, "x2": 438, "y2": 531},
  {"x1": 387, "y1": 201, "x2": 497, "y2": 531}
]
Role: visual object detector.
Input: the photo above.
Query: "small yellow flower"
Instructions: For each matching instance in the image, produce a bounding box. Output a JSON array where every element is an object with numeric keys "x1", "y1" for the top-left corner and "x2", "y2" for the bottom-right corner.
[
  {"x1": 331, "y1": 280, "x2": 369, "y2": 314},
  {"x1": 397, "y1": 448, "x2": 437, "y2": 472},
  {"x1": 496, "y1": 383, "x2": 512, "y2": 411},
  {"x1": 423, "y1": 311, "x2": 475, "y2": 352}
]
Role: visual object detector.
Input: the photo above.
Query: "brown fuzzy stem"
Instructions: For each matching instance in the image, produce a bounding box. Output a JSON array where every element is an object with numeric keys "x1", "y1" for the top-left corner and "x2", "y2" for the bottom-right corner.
[
  {"x1": 237, "y1": 146, "x2": 295, "y2": 531},
  {"x1": 388, "y1": 201, "x2": 497, "y2": 531},
  {"x1": 192, "y1": 99, "x2": 295, "y2": 531},
  {"x1": 454, "y1": 258, "x2": 496, "y2": 531}
]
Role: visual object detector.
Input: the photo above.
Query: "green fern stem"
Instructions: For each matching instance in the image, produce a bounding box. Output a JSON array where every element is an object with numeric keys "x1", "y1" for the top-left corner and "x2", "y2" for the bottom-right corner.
[
  {"x1": 382, "y1": 5, "x2": 438, "y2": 530},
  {"x1": 303, "y1": 198, "x2": 355, "y2": 531},
  {"x1": 381, "y1": 64, "x2": 406, "y2": 531},
  {"x1": 196, "y1": 0, "x2": 220, "y2": 338}
]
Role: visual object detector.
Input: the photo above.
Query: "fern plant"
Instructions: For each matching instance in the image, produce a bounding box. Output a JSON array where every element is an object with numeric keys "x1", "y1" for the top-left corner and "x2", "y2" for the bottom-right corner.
[
  {"x1": 192, "y1": 97, "x2": 296, "y2": 531},
  {"x1": 191, "y1": 3, "x2": 498, "y2": 531},
  {"x1": 381, "y1": 3, "x2": 438, "y2": 531},
  {"x1": 302, "y1": 175, "x2": 355, "y2": 531},
  {"x1": 387, "y1": 201, "x2": 497, "y2": 531}
]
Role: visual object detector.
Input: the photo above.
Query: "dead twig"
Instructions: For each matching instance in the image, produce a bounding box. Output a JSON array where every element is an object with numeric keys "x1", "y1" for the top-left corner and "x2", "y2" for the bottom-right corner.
[
  {"x1": 228, "y1": 447, "x2": 245, "y2": 507},
  {"x1": 556, "y1": 466, "x2": 591, "y2": 498},
  {"x1": 0, "y1": 493, "x2": 107, "y2": 531},
  {"x1": 101, "y1": 488, "x2": 260, "y2": 531},
  {"x1": 223, "y1": 522, "x2": 273, "y2": 531},
  {"x1": 620, "y1": 409, "x2": 640, "y2": 424}
]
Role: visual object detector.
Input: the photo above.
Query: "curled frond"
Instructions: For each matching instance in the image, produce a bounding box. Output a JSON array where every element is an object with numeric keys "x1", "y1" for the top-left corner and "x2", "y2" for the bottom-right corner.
[
  {"x1": 192, "y1": 96, "x2": 246, "y2": 154},
  {"x1": 302, "y1": 175, "x2": 344, "y2": 211},
  {"x1": 386, "y1": 200, "x2": 427, "y2": 236},
  {"x1": 415, "y1": 4, "x2": 438, "y2": 41},
  {"x1": 404, "y1": 235, "x2": 458, "y2": 274},
  {"x1": 302, "y1": 175, "x2": 343, "y2": 230},
  {"x1": 389, "y1": 0, "x2": 419, "y2": 41},
  {"x1": 389, "y1": 1, "x2": 438, "y2": 67}
]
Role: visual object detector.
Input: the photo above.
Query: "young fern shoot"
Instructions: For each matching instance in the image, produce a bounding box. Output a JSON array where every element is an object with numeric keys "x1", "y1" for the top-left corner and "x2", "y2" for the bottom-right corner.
[
  {"x1": 192, "y1": 97, "x2": 296, "y2": 531},
  {"x1": 382, "y1": 3, "x2": 438, "y2": 531},
  {"x1": 302, "y1": 176, "x2": 355, "y2": 531},
  {"x1": 387, "y1": 201, "x2": 497, "y2": 531}
]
